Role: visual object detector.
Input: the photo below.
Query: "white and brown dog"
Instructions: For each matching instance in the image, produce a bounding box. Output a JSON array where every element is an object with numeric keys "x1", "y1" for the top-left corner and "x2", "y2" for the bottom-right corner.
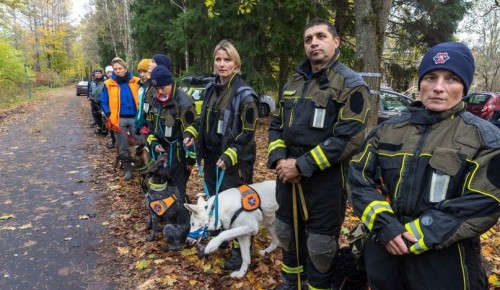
[{"x1": 184, "y1": 180, "x2": 279, "y2": 278}]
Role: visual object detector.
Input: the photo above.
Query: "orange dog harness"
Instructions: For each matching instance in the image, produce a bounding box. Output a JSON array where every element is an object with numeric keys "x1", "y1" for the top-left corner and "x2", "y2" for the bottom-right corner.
[{"x1": 149, "y1": 195, "x2": 177, "y2": 216}]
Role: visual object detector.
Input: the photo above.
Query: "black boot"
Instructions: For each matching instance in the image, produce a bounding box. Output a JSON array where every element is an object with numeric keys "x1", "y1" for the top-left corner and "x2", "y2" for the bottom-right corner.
[{"x1": 224, "y1": 248, "x2": 242, "y2": 270}]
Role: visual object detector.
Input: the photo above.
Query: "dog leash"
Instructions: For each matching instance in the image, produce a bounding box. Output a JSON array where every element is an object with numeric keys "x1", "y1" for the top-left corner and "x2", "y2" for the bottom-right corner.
[
  {"x1": 183, "y1": 144, "x2": 211, "y2": 198},
  {"x1": 212, "y1": 167, "x2": 225, "y2": 229},
  {"x1": 292, "y1": 182, "x2": 308, "y2": 290}
]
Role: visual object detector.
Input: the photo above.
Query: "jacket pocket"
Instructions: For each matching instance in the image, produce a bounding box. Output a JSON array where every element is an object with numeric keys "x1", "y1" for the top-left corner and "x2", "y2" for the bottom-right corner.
[{"x1": 428, "y1": 148, "x2": 463, "y2": 203}]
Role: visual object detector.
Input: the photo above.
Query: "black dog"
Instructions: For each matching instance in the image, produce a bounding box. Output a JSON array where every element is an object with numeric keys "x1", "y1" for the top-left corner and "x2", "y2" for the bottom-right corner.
[
  {"x1": 331, "y1": 246, "x2": 368, "y2": 290},
  {"x1": 142, "y1": 155, "x2": 190, "y2": 251}
]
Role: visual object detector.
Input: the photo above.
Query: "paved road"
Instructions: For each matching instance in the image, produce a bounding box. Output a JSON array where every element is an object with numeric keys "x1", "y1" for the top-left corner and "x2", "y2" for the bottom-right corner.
[{"x1": 0, "y1": 87, "x2": 112, "y2": 290}]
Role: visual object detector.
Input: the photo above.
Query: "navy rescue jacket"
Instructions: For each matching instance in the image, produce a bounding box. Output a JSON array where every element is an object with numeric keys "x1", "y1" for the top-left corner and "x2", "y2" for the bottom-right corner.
[
  {"x1": 267, "y1": 56, "x2": 371, "y2": 179},
  {"x1": 349, "y1": 101, "x2": 500, "y2": 254}
]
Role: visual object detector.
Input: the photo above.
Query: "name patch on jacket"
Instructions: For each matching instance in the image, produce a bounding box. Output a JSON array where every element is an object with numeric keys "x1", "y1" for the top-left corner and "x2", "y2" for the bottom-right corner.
[
  {"x1": 149, "y1": 196, "x2": 177, "y2": 216},
  {"x1": 239, "y1": 184, "x2": 261, "y2": 211}
]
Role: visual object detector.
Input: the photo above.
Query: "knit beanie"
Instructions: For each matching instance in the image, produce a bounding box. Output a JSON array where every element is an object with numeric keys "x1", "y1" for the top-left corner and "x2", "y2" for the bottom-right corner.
[
  {"x1": 105, "y1": 66, "x2": 113, "y2": 73},
  {"x1": 137, "y1": 58, "x2": 151, "y2": 72},
  {"x1": 418, "y1": 42, "x2": 475, "y2": 96},
  {"x1": 152, "y1": 54, "x2": 172, "y2": 72},
  {"x1": 150, "y1": 65, "x2": 173, "y2": 87}
]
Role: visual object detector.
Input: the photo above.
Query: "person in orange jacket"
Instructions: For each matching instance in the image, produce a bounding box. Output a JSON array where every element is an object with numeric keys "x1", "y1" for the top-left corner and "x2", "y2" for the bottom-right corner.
[{"x1": 100, "y1": 57, "x2": 141, "y2": 180}]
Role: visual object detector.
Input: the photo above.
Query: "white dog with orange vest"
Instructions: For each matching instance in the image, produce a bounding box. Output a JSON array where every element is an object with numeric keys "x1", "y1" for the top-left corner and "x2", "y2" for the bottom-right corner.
[{"x1": 184, "y1": 180, "x2": 279, "y2": 278}]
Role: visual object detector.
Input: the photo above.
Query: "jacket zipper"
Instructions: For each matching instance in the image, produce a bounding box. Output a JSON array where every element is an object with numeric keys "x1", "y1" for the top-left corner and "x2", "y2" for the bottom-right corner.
[{"x1": 403, "y1": 124, "x2": 430, "y2": 216}]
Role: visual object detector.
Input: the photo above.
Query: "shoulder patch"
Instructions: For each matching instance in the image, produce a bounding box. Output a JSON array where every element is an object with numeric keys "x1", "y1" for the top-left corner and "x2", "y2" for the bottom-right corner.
[
  {"x1": 461, "y1": 112, "x2": 500, "y2": 149},
  {"x1": 487, "y1": 156, "x2": 500, "y2": 188},
  {"x1": 349, "y1": 91, "x2": 364, "y2": 114},
  {"x1": 239, "y1": 185, "x2": 261, "y2": 211}
]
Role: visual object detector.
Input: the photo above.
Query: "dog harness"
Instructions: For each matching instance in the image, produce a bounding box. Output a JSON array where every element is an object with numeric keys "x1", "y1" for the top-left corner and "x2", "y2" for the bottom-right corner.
[
  {"x1": 149, "y1": 195, "x2": 177, "y2": 216},
  {"x1": 228, "y1": 184, "x2": 261, "y2": 227},
  {"x1": 146, "y1": 180, "x2": 176, "y2": 216}
]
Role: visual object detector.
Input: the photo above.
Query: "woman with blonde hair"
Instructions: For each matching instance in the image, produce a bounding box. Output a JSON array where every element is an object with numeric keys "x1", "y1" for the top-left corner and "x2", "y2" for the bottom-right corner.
[{"x1": 183, "y1": 40, "x2": 259, "y2": 269}]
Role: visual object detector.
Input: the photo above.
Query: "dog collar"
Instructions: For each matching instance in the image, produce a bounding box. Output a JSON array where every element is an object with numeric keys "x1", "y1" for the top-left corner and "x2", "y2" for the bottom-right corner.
[{"x1": 148, "y1": 178, "x2": 167, "y2": 191}]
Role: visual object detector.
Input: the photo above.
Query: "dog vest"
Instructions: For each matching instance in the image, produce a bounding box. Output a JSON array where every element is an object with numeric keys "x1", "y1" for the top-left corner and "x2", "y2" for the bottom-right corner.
[
  {"x1": 227, "y1": 184, "x2": 261, "y2": 227},
  {"x1": 239, "y1": 184, "x2": 261, "y2": 211},
  {"x1": 149, "y1": 195, "x2": 176, "y2": 216}
]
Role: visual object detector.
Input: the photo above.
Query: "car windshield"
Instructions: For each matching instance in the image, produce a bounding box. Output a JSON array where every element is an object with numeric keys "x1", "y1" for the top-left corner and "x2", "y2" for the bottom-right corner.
[
  {"x1": 380, "y1": 93, "x2": 410, "y2": 112},
  {"x1": 466, "y1": 94, "x2": 491, "y2": 105}
]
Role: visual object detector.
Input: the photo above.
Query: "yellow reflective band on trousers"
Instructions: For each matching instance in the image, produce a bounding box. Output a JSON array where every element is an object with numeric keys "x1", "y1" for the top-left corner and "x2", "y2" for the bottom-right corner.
[
  {"x1": 361, "y1": 200, "x2": 394, "y2": 231},
  {"x1": 224, "y1": 147, "x2": 237, "y2": 166},
  {"x1": 310, "y1": 145, "x2": 331, "y2": 170},
  {"x1": 281, "y1": 262, "x2": 303, "y2": 274},
  {"x1": 268, "y1": 139, "x2": 286, "y2": 155},
  {"x1": 405, "y1": 219, "x2": 429, "y2": 254},
  {"x1": 308, "y1": 284, "x2": 331, "y2": 290},
  {"x1": 184, "y1": 126, "x2": 198, "y2": 139}
]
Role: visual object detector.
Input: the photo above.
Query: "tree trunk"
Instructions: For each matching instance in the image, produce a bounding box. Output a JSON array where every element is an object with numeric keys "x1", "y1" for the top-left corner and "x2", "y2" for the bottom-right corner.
[{"x1": 354, "y1": 0, "x2": 392, "y2": 130}]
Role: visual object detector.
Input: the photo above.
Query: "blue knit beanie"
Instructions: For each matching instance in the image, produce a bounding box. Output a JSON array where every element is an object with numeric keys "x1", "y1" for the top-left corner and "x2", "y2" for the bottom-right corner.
[
  {"x1": 152, "y1": 54, "x2": 172, "y2": 72},
  {"x1": 418, "y1": 42, "x2": 475, "y2": 96},
  {"x1": 150, "y1": 65, "x2": 173, "y2": 87}
]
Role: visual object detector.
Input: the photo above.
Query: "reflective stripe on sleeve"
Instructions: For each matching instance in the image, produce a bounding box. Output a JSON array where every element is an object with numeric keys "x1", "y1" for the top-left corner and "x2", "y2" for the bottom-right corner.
[
  {"x1": 268, "y1": 139, "x2": 286, "y2": 155},
  {"x1": 184, "y1": 126, "x2": 198, "y2": 139},
  {"x1": 310, "y1": 145, "x2": 331, "y2": 170},
  {"x1": 361, "y1": 200, "x2": 394, "y2": 231},
  {"x1": 224, "y1": 147, "x2": 238, "y2": 166}
]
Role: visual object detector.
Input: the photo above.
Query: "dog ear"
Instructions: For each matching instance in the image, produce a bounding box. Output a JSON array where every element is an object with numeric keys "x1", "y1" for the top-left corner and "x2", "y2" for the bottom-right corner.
[{"x1": 184, "y1": 203, "x2": 199, "y2": 214}]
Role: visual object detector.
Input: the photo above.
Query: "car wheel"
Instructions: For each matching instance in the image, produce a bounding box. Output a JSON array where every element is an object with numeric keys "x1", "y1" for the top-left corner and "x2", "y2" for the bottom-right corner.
[{"x1": 258, "y1": 103, "x2": 270, "y2": 117}]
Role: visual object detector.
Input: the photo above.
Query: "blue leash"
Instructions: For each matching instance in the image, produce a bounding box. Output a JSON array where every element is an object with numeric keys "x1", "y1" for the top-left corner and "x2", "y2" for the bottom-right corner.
[
  {"x1": 211, "y1": 167, "x2": 225, "y2": 230},
  {"x1": 183, "y1": 144, "x2": 211, "y2": 197}
]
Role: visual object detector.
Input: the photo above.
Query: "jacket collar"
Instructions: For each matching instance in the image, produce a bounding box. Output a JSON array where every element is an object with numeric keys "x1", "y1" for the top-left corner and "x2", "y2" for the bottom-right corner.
[{"x1": 408, "y1": 101, "x2": 466, "y2": 125}]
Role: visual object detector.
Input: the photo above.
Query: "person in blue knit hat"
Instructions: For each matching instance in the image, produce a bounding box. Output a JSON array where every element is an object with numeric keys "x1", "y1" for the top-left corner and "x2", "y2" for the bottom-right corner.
[
  {"x1": 350, "y1": 42, "x2": 499, "y2": 290},
  {"x1": 145, "y1": 64, "x2": 196, "y2": 200}
]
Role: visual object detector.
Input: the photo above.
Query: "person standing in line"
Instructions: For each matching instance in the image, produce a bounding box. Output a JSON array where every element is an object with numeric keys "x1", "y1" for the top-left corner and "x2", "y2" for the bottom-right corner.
[
  {"x1": 146, "y1": 65, "x2": 196, "y2": 198},
  {"x1": 89, "y1": 68, "x2": 107, "y2": 135},
  {"x1": 183, "y1": 40, "x2": 259, "y2": 270},
  {"x1": 135, "y1": 58, "x2": 153, "y2": 137},
  {"x1": 104, "y1": 65, "x2": 116, "y2": 149},
  {"x1": 349, "y1": 42, "x2": 499, "y2": 290},
  {"x1": 267, "y1": 18, "x2": 371, "y2": 290},
  {"x1": 100, "y1": 57, "x2": 141, "y2": 181}
]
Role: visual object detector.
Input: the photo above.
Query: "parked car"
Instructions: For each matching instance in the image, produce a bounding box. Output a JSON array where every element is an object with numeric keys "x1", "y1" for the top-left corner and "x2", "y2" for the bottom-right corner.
[
  {"x1": 462, "y1": 92, "x2": 500, "y2": 121},
  {"x1": 179, "y1": 74, "x2": 275, "y2": 117},
  {"x1": 76, "y1": 81, "x2": 88, "y2": 96},
  {"x1": 377, "y1": 89, "x2": 413, "y2": 124}
]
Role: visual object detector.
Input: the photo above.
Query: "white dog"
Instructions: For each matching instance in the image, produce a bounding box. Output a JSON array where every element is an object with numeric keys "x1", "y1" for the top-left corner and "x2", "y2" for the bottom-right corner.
[{"x1": 184, "y1": 180, "x2": 279, "y2": 278}]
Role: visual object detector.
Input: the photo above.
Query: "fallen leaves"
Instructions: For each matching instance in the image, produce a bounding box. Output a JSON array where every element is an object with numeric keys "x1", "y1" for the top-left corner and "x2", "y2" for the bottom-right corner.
[{"x1": 0, "y1": 214, "x2": 14, "y2": 220}]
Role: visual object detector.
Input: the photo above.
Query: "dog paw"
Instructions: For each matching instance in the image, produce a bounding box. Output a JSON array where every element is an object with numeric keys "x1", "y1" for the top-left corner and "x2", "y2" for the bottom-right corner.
[
  {"x1": 230, "y1": 271, "x2": 246, "y2": 278},
  {"x1": 204, "y1": 240, "x2": 219, "y2": 254}
]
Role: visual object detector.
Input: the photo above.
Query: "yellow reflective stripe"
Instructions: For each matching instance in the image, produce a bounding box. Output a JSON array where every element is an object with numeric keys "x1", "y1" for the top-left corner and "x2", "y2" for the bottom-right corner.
[
  {"x1": 224, "y1": 147, "x2": 237, "y2": 166},
  {"x1": 147, "y1": 134, "x2": 158, "y2": 144},
  {"x1": 361, "y1": 200, "x2": 393, "y2": 231},
  {"x1": 308, "y1": 285, "x2": 331, "y2": 290},
  {"x1": 268, "y1": 139, "x2": 286, "y2": 155},
  {"x1": 404, "y1": 219, "x2": 423, "y2": 240},
  {"x1": 184, "y1": 126, "x2": 198, "y2": 139},
  {"x1": 310, "y1": 145, "x2": 331, "y2": 170},
  {"x1": 405, "y1": 219, "x2": 429, "y2": 254},
  {"x1": 283, "y1": 90, "x2": 296, "y2": 96},
  {"x1": 458, "y1": 244, "x2": 467, "y2": 290},
  {"x1": 281, "y1": 262, "x2": 303, "y2": 274}
]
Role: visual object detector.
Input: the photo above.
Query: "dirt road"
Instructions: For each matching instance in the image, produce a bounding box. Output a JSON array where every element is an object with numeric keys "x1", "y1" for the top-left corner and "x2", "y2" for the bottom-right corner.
[{"x1": 0, "y1": 86, "x2": 113, "y2": 289}]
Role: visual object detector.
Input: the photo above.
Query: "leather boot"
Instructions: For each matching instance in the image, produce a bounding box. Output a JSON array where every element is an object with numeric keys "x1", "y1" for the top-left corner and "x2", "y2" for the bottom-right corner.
[
  {"x1": 123, "y1": 162, "x2": 133, "y2": 181},
  {"x1": 224, "y1": 247, "x2": 242, "y2": 270}
]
